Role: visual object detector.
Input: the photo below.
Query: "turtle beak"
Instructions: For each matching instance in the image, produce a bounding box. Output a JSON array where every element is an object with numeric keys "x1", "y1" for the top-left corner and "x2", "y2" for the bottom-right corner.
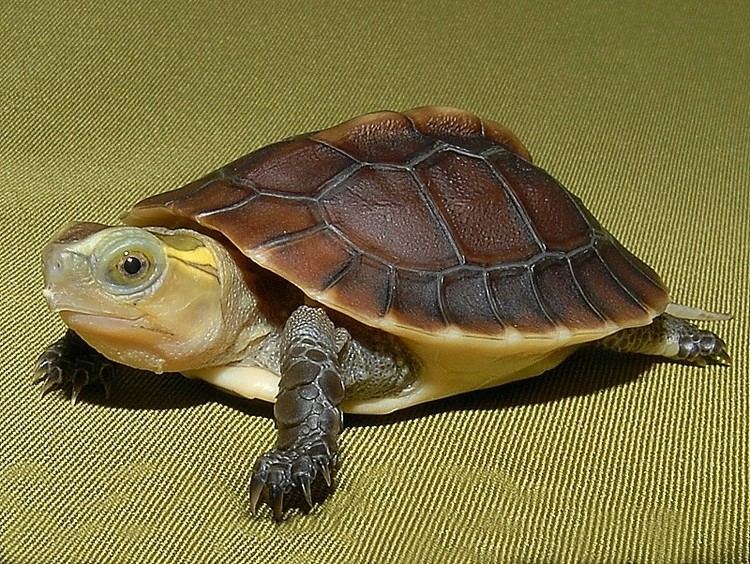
[
  {"x1": 42, "y1": 222, "x2": 108, "y2": 312},
  {"x1": 42, "y1": 245, "x2": 91, "y2": 313}
]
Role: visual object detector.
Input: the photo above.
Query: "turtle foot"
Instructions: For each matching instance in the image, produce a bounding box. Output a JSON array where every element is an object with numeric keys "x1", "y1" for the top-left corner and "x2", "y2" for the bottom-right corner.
[
  {"x1": 34, "y1": 330, "x2": 114, "y2": 404},
  {"x1": 599, "y1": 314, "x2": 731, "y2": 367},
  {"x1": 677, "y1": 325, "x2": 731, "y2": 367},
  {"x1": 249, "y1": 437, "x2": 338, "y2": 521}
]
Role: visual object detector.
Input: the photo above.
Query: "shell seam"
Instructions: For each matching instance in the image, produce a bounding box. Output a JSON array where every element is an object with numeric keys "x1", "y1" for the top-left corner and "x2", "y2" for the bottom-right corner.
[
  {"x1": 483, "y1": 270, "x2": 507, "y2": 329},
  {"x1": 528, "y1": 263, "x2": 559, "y2": 327},
  {"x1": 592, "y1": 244, "x2": 651, "y2": 314},
  {"x1": 408, "y1": 169, "x2": 466, "y2": 265},
  {"x1": 481, "y1": 148, "x2": 547, "y2": 254},
  {"x1": 565, "y1": 256, "x2": 608, "y2": 323}
]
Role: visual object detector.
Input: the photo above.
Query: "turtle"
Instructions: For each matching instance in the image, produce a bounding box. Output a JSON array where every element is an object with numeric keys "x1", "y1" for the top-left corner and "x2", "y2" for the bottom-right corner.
[{"x1": 38, "y1": 106, "x2": 731, "y2": 520}]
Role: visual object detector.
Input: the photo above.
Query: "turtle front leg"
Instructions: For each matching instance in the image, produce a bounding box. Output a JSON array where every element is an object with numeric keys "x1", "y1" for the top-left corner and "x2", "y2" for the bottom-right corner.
[
  {"x1": 598, "y1": 313, "x2": 731, "y2": 366},
  {"x1": 34, "y1": 329, "x2": 115, "y2": 403},
  {"x1": 249, "y1": 306, "x2": 346, "y2": 520}
]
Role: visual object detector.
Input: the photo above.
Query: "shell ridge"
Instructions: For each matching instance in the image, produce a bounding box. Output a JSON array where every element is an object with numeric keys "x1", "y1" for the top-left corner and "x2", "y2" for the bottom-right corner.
[{"x1": 399, "y1": 110, "x2": 420, "y2": 134}]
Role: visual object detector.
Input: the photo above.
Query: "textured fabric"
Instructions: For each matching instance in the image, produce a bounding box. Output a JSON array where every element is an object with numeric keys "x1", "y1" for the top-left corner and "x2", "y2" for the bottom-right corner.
[{"x1": 1, "y1": 2, "x2": 748, "y2": 562}]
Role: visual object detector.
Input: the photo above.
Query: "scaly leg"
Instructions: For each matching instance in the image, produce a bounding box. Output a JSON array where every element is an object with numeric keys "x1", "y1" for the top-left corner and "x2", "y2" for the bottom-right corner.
[
  {"x1": 598, "y1": 313, "x2": 731, "y2": 366},
  {"x1": 249, "y1": 306, "x2": 346, "y2": 520}
]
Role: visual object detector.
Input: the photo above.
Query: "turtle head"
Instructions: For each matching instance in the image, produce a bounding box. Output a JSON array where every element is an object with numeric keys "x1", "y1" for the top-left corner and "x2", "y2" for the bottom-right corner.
[{"x1": 42, "y1": 223, "x2": 265, "y2": 373}]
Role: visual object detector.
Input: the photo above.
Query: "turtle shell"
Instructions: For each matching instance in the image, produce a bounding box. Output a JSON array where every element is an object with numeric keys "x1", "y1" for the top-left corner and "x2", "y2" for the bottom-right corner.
[{"x1": 125, "y1": 107, "x2": 668, "y2": 341}]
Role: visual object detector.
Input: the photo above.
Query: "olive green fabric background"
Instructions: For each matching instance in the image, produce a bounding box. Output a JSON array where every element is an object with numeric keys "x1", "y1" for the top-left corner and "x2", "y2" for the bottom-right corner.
[{"x1": 1, "y1": 2, "x2": 748, "y2": 562}]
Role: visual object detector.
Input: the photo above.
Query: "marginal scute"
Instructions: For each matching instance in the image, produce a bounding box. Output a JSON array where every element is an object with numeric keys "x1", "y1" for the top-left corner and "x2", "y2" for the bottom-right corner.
[
  {"x1": 391, "y1": 270, "x2": 445, "y2": 330},
  {"x1": 533, "y1": 257, "x2": 605, "y2": 329},
  {"x1": 571, "y1": 249, "x2": 650, "y2": 324},
  {"x1": 136, "y1": 176, "x2": 253, "y2": 220},
  {"x1": 488, "y1": 267, "x2": 556, "y2": 333},
  {"x1": 596, "y1": 239, "x2": 667, "y2": 313},
  {"x1": 328, "y1": 254, "x2": 392, "y2": 318},
  {"x1": 124, "y1": 106, "x2": 669, "y2": 340},
  {"x1": 441, "y1": 269, "x2": 503, "y2": 332}
]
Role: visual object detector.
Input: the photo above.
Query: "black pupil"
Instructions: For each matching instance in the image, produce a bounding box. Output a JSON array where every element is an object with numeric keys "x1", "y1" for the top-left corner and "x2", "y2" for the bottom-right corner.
[{"x1": 123, "y1": 255, "x2": 143, "y2": 275}]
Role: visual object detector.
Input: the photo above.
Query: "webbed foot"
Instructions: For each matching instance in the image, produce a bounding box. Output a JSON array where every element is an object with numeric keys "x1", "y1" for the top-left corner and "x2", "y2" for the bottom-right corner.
[
  {"x1": 34, "y1": 330, "x2": 114, "y2": 403},
  {"x1": 249, "y1": 437, "x2": 338, "y2": 520}
]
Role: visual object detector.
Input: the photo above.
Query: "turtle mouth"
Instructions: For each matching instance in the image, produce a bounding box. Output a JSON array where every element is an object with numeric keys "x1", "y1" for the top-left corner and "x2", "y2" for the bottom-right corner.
[
  {"x1": 61, "y1": 311, "x2": 145, "y2": 331},
  {"x1": 61, "y1": 310, "x2": 175, "y2": 338}
]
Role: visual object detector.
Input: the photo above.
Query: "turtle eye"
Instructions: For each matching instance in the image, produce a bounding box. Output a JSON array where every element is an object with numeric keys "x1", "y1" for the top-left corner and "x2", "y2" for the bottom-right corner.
[
  {"x1": 103, "y1": 248, "x2": 157, "y2": 291},
  {"x1": 93, "y1": 229, "x2": 166, "y2": 296},
  {"x1": 116, "y1": 251, "x2": 150, "y2": 280}
]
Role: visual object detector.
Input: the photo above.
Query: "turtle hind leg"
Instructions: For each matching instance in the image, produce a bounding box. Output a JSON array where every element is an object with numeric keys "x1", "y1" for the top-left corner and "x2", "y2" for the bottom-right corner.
[{"x1": 598, "y1": 313, "x2": 731, "y2": 366}]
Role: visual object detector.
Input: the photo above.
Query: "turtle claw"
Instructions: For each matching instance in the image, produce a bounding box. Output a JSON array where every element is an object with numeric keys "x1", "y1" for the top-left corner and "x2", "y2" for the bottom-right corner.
[
  {"x1": 41, "y1": 375, "x2": 61, "y2": 396},
  {"x1": 249, "y1": 438, "x2": 337, "y2": 521},
  {"x1": 715, "y1": 348, "x2": 732, "y2": 366},
  {"x1": 99, "y1": 365, "x2": 114, "y2": 400},
  {"x1": 249, "y1": 473, "x2": 265, "y2": 517},
  {"x1": 272, "y1": 488, "x2": 284, "y2": 521},
  {"x1": 319, "y1": 460, "x2": 332, "y2": 487},
  {"x1": 34, "y1": 331, "x2": 115, "y2": 403},
  {"x1": 299, "y1": 474, "x2": 313, "y2": 508}
]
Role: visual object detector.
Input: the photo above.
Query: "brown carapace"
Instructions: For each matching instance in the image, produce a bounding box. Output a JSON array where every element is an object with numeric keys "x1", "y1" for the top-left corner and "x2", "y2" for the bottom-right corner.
[{"x1": 127, "y1": 107, "x2": 668, "y2": 338}]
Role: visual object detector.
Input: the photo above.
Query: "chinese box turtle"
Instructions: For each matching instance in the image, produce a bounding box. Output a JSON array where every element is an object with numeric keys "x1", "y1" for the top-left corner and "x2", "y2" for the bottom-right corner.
[{"x1": 38, "y1": 107, "x2": 731, "y2": 520}]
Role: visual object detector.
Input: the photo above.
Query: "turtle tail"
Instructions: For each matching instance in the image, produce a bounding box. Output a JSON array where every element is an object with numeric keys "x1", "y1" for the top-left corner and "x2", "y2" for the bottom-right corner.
[{"x1": 664, "y1": 302, "x2": 733, "y2": 321}]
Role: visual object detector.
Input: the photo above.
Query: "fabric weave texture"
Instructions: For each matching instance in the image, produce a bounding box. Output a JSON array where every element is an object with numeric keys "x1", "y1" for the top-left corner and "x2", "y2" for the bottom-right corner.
[{"x1": 1, "y1": 2, "x2": 748, "y2": 562}]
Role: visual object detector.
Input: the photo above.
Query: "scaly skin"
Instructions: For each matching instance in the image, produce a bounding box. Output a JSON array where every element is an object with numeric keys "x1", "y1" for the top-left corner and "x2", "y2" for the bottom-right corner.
[
  {"x1": 599, "y1": 313, "x2": 731, "y2": 366},
  {"x1": 249, "y1": 306, "x2": 346, "y2": 520}
]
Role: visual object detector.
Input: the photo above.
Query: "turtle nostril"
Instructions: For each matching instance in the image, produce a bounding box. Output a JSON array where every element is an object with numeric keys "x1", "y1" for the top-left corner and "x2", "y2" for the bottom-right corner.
[{"x1": 44, "y1": 248, "x2": 76, "y2": 284}]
